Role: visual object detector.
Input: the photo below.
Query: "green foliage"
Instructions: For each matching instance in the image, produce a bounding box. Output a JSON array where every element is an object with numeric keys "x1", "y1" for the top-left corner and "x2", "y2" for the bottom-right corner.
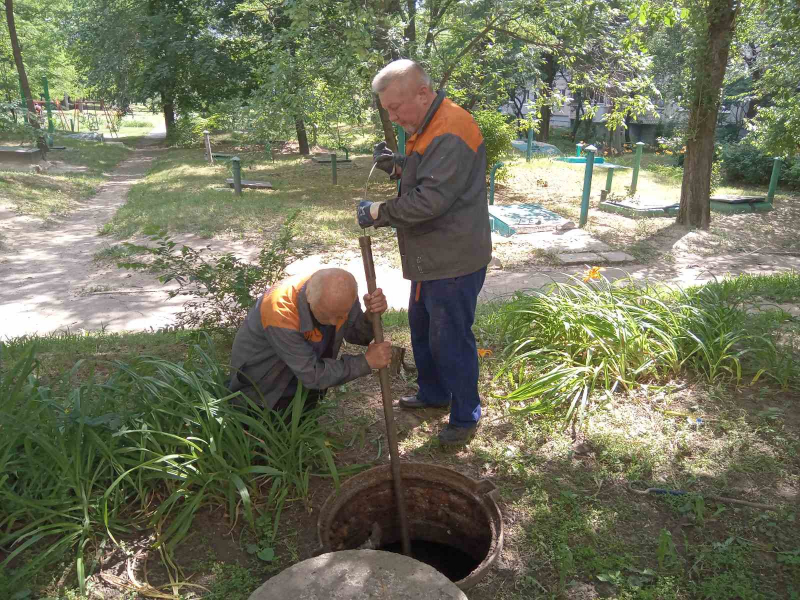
[
  {"x1": 746, "y1": 1, "x2": 800, "y2": 157},
  {"x1": 119, "y1": 213, "x2": 299, "y2": 330},
  {"x1": 0, "y1": 340, "x2": 340, "y2": 596},
  {"x1": 722, "y1": 141, "x2": 799, "y2": 188},
  {"x1": 657, "y1": 529, "x2": 680, "y2": 571},
  {"x1": 0, "y1": 101, "x2": 37, "y2": 143},
  {"x1": 165, "y1": 114, "x2": 209, "y2": 148},
  {"x1": 473, "y1": 110, "x2": 514, "y2": 182},
  {"x1": 498, "y1": 273, "x2": 799, "y2": 423}
]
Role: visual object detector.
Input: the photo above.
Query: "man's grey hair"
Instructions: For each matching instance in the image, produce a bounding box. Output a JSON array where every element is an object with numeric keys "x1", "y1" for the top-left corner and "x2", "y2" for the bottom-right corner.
[
  {"x1": 372, "y1": 59, "x2": 433, "y2": 94},
  {"x1": 307, "y1": 268, "x2": 357, "y2": 308}
]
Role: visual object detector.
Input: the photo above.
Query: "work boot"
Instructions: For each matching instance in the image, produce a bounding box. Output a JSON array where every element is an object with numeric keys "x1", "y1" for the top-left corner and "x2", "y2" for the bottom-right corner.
[
  {"x1": 398, "y1": 395, "x2": 450, "y2": 409},
  {"x1": 438, "y1": 424, "x2": 477, "y2": 446}
]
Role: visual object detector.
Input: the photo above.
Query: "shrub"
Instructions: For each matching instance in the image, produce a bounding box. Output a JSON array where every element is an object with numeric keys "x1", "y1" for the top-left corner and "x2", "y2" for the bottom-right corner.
[
  {"x1": 722, "y1": 141, "x2": 800, "y2": 189},
  {"x1": 0, "y1": 340, "x2": 341, "y2": 596},
  {"x1": 721, "y1": 141, "x2": 777, "y2": 185},
  {"x1": 473, "y1": 110, "x2": 515, "y2": 182},
  {"x1": 119, "y1": 212, "x2": 299, "y2": 329},
  {"x1": 166, "y1": 114, "x2": 208, "y2": 148},
  {"x1": 497, "y1": 273, "x2": 799, "y2": 423},
  {"x1": 0, "y1": 101, "x2": 38, "y2": 143}
]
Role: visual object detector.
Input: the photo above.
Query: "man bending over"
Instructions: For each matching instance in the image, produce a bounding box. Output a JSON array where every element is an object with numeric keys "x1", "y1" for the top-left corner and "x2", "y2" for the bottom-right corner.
[{"x1": 228, "y1": 268, "x2": 392, "y2": 410}]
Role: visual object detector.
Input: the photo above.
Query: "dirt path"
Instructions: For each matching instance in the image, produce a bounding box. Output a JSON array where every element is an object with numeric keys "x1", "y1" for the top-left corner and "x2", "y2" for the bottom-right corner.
[
  {"x1": 2, "y1": 135, "x2": 800, "y2": 340},
  {"x1": 0, "y1": 128, "x2": 190, "y2": 339}
]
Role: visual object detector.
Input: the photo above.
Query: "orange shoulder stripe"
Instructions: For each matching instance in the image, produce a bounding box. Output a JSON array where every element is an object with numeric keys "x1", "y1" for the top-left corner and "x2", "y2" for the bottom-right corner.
[
  {"x1": 407, "y1": 99, "x2": 483, "y2": 156},
  {"x1": 260, "y1": 274, "x2": 313, "y2": 330}
]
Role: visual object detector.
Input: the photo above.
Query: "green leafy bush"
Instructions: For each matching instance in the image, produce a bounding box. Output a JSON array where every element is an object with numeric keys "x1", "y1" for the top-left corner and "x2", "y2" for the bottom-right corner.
[
  {"x1": 721, "y1": 141, "x2": 777, "y2": 185},
  {"x1": 0, "y1": 101, "x2": 38, "y2": 143},
  {"x1": 0, "y1": 340, "x2": 342, "y2": 596},
  {"x1": 498, "y1": 273, "x2": 799, "y2": 423},
  {"x1": 119, "y1": 212, "x2": 299, "y2": 329},
  {"x1": 722, "y1": 141, "x2": 799, "y2": 188},
  {"x1": 166, "y1": 114, "x2": 208, "y2": 147},
  {"x1": 473, "y1": 110, "x2": 515, "y2": 182}
]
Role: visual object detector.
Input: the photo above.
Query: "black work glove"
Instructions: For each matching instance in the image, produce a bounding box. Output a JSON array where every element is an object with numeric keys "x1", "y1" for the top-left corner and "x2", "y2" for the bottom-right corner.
[{"x1": 373, "y1": 141, "x2": 405, "y2": 176}]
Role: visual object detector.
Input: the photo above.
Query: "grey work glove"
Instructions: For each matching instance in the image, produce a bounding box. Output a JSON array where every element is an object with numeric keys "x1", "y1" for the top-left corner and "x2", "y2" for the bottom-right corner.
[{"x1": 373, "y1": 141, "x2": 405, "y2": 176}]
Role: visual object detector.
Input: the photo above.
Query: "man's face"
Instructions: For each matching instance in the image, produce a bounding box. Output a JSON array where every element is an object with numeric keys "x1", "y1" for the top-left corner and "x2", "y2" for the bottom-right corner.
[{"x1": 379, "y1": 79, "x2": 430, "y2": 132}]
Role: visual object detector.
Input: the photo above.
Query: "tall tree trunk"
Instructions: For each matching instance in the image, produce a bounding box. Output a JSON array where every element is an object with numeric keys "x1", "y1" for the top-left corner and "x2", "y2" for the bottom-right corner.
[
  {"x1": 5, "y1": 0, "x2": 46, "y2": 156},
  {"x1": 375, "y1": 95, "x2": 398, "y2": 152},
  {"x1": 536, "y1": 54, "x2": 556, "y2": 143},
  {"x1": 743, "y1": 42, "x2": 762, "y2": 121},
  {"x1": 162, "y1": 98, "x2": 175, "y2": 136},
  {"x1": 295, "y1": 118, "x2": 310, "y2": 155},
  {"x1": 404, "y1": 0, "x2": 416, "y2": 53},
  {"x1": 677, "y1": 0, "x2": 738, "y2": 230},
  {"x1": 571, "y1": 92, "x2": 583, "y2": 141},
  {"x1": 609, "y1": 124, "x2": 624, "y2": 154}
]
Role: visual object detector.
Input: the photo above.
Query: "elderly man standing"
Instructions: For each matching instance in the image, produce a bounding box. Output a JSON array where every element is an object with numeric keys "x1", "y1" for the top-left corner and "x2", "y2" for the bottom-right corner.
[
  {"x1": 357, "y1": 59, "x2": 491, "y2": 445},
  {"x1": 228, "y1": 268, "x2": 392, "y2": 411}
]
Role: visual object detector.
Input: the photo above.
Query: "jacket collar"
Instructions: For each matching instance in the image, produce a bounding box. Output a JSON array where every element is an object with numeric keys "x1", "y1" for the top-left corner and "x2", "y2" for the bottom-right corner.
[
  {"x1": 297, "y1": 282, "x2": 316, "y2": 333},
  {"x1": 411, "y1": 89, "x2": 446, "y2": 137}
]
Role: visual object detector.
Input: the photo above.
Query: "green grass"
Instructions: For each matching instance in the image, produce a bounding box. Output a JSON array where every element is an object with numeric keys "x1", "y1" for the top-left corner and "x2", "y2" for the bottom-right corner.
[
  {"x1": 0, "y1": 136, "x2": 132, "y2": 219},
  {"x1": 2, "y1": 273, "x2": 799, "y2": 599},
  {"x1": 0, "y1": 337, "x2": 343, "y2": 597},
  {"x1": 496, "y1": 273, "x2": 800, "y2": 423},
  {"x1": 99, "y1": 147, "x2": 398, "y2": 254}
]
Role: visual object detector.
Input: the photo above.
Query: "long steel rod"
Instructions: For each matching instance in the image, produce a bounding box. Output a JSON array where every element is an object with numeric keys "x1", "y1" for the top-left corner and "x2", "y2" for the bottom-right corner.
[{"x1": 359, "y1": 235, "x2": 411, "y2": 556}]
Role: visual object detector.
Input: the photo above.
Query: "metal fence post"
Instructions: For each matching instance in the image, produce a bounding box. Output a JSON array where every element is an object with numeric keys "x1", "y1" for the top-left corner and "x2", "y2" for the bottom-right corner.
[
  {"x1": 766, "y1": 157, "x2": 782, "y2": 204},
  {"x1": 630, "y1": 141, "x2": 645, "y2": 194},
  {"x1": 231, "y1": 156, "x2": 242, "y2": 196},
  {"x1": 605, "y1": 167, "x2": 615, "y2": 193},
  {"x1": 579, "y1": 145, "x2": 597, "y2": 228},
  {"x1": 331, "y1": 152, "x2": 337, "y2": 185},
  {"x1": 489, "y1": 162, "x2": 504, "y2": 205},
  {"x1": 42, "y1": 76, "x2": 54, "y2": 138}
]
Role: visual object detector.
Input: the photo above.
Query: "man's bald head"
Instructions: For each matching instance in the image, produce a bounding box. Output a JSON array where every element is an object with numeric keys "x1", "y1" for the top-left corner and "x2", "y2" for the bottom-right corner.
[{"x1": 307, "y1": 268, "x2": 358, "y2": 325}]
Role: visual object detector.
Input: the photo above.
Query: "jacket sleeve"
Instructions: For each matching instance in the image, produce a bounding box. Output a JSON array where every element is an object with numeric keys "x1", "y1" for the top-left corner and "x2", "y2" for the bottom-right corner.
[
  {"x1": 264, "y1": 326, "x2": 371, "y2": 390},
  {"x1": 374, "y1": 133, "x2": 475, "y2": 228},
  {"x1": 345, "y1": 301, "x2": 375, "y2": 346}
]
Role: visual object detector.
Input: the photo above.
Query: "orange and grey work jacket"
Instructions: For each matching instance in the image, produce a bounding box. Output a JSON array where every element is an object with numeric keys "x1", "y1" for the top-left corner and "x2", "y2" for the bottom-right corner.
[
  {"x1": 228, "y1": 274, "x2": 374, "y2": 408},
  {"x1": 373, "y1": 91, "x2": 492, "y2": 281}
]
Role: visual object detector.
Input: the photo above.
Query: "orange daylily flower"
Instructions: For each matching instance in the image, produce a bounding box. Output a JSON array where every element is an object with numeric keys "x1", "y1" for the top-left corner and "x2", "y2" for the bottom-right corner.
[{"x1": 583, "y1": 266, "x2": 605, "y2": 282}]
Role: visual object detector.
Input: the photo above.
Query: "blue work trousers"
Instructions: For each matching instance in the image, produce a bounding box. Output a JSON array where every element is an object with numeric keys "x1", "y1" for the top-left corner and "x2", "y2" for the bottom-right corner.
[{"x1": 408, "y1": 267, "x2": 486, "y2": 428}]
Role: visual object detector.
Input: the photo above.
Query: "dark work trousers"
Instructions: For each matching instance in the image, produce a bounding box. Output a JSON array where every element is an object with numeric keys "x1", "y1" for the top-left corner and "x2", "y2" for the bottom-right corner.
[{"x1": 408, "y1": 267, "x2": 486, "y2": 428}]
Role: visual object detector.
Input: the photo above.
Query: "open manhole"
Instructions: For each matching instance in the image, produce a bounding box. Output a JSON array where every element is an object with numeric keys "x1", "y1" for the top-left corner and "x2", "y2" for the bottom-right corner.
[{"x1": 316, "y1": 463, "x2": 503, "y2": 590}]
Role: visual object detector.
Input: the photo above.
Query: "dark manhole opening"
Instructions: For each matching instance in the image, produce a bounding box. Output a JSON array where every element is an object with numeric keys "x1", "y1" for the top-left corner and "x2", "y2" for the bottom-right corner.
[
  {"x1": 318, "y1": 464, "x2": 503, "y2": 589},
  {"x1": 378, "y1": 539, "x2": 480, "y2": 582}
]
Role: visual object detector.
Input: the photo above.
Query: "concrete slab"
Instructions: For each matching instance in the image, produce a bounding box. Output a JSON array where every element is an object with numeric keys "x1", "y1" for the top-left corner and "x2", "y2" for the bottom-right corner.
[
  {"x1": 510, "y1": 139, "x2": 559, "y2": 156},
  {"x1": 248, "y1": 550, "x2": 468, "y2": 600},
  {"x1": 488, "y1": 203, "x2": 569, "y2": 236},
  {"x1": 225, "y1": 178, "x2": 273, "y2": 190},
  {"x1": 0, "y1": 146, "x2": 43, "y2": 165},
  {"x1": 556, "y1": 252, "x2": 605, "y2": 265},
  {"x1": 514, "y1": 228, "x2": 611, "y2": 253},
  {"x1": 599, "y1": 200, "x2": 680, "y2": 219},
  {"x1": 599, "y1": 251, "x2": 636, "y2": 263}
]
